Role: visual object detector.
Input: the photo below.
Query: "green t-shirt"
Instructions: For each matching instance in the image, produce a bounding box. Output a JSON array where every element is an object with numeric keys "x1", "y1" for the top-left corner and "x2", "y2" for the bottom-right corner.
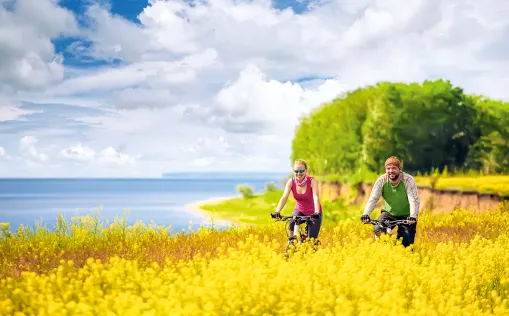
[
  {"x1": 382, "y1": 180, "x2": 411, "y2": 216},
  {"x1": 362, "y1": 172, "x2": 420, "y2": 218}
]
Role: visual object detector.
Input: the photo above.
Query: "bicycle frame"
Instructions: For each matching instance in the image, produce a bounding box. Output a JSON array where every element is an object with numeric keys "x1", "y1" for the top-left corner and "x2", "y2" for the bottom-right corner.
[{"x1": 271, "y1": 214, "x2": 319, "y2": 252}]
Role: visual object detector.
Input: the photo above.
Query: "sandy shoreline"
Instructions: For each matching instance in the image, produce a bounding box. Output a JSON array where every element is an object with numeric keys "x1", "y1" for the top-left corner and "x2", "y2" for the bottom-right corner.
[{"x1": 185, "y1": 195, "x2": 238, "y2": 227}]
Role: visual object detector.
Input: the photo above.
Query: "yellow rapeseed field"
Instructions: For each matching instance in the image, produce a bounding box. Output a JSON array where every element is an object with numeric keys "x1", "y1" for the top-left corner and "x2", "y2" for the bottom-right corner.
[
  {"x1": 1, "y1": 204, "x2": 509, "y2": 315},
  {"x1": 414, "y1": 175, "x2": 509, "y2": 196}
]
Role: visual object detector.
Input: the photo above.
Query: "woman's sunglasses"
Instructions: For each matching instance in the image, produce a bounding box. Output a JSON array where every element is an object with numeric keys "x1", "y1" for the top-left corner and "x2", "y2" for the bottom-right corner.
[{"x1": 294, "y1": 169, "x2": 306, "y2": 174}]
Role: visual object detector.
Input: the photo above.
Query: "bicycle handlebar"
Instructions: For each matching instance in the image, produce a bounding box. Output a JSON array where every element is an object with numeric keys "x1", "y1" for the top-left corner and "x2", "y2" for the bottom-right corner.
[
  {"x1": 364, "y1": 219, "x2": 409, "y2": 226},
  {"x1": 270, "y1": 213, "x2": 319, "y2": 222}
]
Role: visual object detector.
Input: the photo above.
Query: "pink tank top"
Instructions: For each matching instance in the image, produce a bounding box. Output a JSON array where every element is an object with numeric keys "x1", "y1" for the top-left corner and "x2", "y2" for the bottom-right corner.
[{"x1": 291, "y1": 176, "x2": 323, "y2": 216}]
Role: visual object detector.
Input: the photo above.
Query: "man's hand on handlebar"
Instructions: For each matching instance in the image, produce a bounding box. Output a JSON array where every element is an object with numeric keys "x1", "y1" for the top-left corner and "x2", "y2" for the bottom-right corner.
[
  {"x1": 360, "y1": 215, "x2": 370, "y2": 223},
  {"x1": 311, "y1": 212, "x2": 320, "y2": 219},
  {"x1": 407, "y1": 216, "x2": 417, "y2": 224}
]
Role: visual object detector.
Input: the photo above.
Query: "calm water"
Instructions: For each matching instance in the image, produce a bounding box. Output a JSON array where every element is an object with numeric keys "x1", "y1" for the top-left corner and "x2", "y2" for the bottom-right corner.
[{"x1": 0, "y1": 174, "x2": 287, "y2": 233}]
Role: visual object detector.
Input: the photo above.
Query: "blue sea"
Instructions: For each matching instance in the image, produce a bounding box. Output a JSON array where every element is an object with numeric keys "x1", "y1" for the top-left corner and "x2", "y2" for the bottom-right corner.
[{"x1": 0, "y1": 173, "x2": 288, "y2": 234}]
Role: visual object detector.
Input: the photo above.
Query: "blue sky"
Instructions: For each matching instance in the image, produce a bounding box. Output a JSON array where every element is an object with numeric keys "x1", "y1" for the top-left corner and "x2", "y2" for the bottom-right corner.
[
  {"x1": 53, "y1": 0, "x2": 150, "y2": 67},
  {"x1": 0, "y1": 0, "x2": 508, "y2": 177}
]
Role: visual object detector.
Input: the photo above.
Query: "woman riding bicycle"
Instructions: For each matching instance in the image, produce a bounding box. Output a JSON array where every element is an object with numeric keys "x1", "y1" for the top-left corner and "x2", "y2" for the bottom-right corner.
[{"x1": 273, "y1": 159, "x2": 323, "y2": 241}]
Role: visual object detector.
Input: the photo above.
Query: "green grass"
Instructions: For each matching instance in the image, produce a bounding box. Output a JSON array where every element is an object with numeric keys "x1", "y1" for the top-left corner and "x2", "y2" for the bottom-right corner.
[{"x1": 199, "y1": 190, "x2": 294, "y2": 226}]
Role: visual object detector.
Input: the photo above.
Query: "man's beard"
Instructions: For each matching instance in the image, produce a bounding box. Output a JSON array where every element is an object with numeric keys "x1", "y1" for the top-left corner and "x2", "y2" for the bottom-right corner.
[{"x1": 388, "y1": 172, "x2": 400, "y2": 181}]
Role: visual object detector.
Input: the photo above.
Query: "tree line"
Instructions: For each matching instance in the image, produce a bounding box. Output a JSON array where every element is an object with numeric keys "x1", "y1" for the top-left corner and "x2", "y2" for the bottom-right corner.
[{"x1": 291, "y1": 79, "x2": 509, "y2": 178}]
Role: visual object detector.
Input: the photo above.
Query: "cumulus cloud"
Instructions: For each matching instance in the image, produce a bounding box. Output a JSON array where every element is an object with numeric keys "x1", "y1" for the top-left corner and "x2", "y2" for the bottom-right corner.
[
  {"x1": 0, "y1": 0, "x2": 79, "y2": 91},
  {"x1": 201, "y1": 64, "x2": 346, "y2": 134},
  {"x1": 78, "y1": 3, "x2": 151, "y2": 62},
  {"x1": 60, "y1": 143, "x2": 96, "y2": 163},
  {"x1": 79, "y1": 0, "x2": 509, "y2": 92},
  {"x1": 0, "y1": 145, "x2": 14, "y2": 161},
  {"x1": 98, "y1": 146, "x2": 137, "y2": 165},
  {"x1": 61, "y1": 143, "x2": 138, "y2": 166},
  {"x1": 20, "y1": 135, "x2": 48, "y2": 162}
]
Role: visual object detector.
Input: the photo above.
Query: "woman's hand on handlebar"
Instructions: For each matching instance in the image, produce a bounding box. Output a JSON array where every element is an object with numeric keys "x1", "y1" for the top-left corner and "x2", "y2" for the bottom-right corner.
[{"x1": 270, "y1": 212, "x2": 281, "y2": 219}]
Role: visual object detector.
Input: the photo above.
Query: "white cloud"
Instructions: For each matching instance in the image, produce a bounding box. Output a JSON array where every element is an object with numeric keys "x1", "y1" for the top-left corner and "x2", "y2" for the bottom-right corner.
[
  {"x1": 85, "y1": 0, "x2": 345, "y2": 79},
  {"x1": 97, "y1": 147, "x2": 137, "y2": 166},
  {"x1": 0, "y1": 144, "x2": 14, "y2": 161},
  {"x1": 1, "y1": 0, "x2": 509, "y2": 177},
  {"x1": 0, "y1": 0, "x2": 79, "y2": 91},
  {"x1": 65, "y1": 0, "x2": 509, "y2": 108},
  {"x1": 61, "y1": 143, "x2": 138, "y2": 166},
  {"x1": 59, "y1": 102, "x2": 297, "y2": 175},
  {"x1": 0, "y1": 102, "x2": 40, "y2": 122},
  {"x1": 20, "y1": 135, "x2": 48, "y2": 162},
  {"x1": 80, "y1": 0, "x2": 509, "y2": 87},
  {"x1": 210, "y1": 64, "x2": 346, "y2": 133},
  {"x1": 60, "y1": 143, "x2": 96, "y2": 163},
  {"x1": 45, "y1": 48, "x2": 219, "y2": 103},
  {"x1": 79, "y1": 3, "x2": 152, "y2": 62}
]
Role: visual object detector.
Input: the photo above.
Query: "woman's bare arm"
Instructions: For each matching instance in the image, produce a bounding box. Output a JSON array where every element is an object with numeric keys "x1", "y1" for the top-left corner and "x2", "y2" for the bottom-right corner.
[{"x1": 275, "y1": 179, "x2": 292, "y2": 213}]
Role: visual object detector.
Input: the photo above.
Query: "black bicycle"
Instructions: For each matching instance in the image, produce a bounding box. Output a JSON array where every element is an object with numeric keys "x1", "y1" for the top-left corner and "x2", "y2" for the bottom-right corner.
[
  {"x1": 271, "y1": 213, "x2": 320, "y2": 253},
  {"x1": 363, "y1": 218, "x2": 409, "y2": 241}
]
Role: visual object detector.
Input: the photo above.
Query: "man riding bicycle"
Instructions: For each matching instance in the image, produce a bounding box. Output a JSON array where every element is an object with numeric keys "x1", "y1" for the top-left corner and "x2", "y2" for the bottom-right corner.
[{"x1": 360, "y1": 156, "x2": 420, "y2": 247}]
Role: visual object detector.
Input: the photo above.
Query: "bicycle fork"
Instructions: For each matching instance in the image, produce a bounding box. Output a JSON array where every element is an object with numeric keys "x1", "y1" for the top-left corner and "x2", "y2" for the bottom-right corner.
[
  {"x1": 288, "y1": 223, "x2": 299, "y2": 244},
  {"x1": 374, "y1": 224, "x2": 393, "y2": 240},
  {"x1": 288, "y1": 223, "x2": 307, "y2": 245}
]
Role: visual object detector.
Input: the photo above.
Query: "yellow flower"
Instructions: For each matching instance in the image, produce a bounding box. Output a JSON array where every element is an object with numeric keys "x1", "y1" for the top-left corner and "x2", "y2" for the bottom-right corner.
[{"x1": 1, "y1": 208, "x2": 509, "y2": 314}]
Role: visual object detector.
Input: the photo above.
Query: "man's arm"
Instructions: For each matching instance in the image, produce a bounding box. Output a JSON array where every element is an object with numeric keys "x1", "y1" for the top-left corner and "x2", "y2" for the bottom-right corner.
[
  {"x1": 403, "y1": 174, "x2": 420, "y2": 218},
  {"x1": 362, "y1": 175, "x2": 386, "y2": 216}
]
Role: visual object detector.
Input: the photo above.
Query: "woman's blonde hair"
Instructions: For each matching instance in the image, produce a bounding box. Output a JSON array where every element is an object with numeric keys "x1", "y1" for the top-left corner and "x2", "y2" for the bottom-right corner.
[{"x1": 294, "y1": 159, "x2": 307, "y2": 170}]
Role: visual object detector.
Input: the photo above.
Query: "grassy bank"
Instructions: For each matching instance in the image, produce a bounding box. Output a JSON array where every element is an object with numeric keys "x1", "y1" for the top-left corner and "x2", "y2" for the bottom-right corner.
[
  {"x1": 197, "y1": 190, "x2": 288, "y2": 226},
  {"x1": 1, "y1": 205, "x2": 509, "y2": 314}
]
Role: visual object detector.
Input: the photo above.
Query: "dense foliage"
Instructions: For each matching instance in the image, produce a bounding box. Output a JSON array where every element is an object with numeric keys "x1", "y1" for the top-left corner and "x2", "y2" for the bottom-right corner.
[{"x1": 291, "y1": 80, "x2": 509, "y2": 178}]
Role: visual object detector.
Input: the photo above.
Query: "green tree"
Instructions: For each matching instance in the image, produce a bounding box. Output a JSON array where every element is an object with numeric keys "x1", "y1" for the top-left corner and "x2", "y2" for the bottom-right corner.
[
  {"x1": 236, "y1": 184, "x2": 254, "y2": 199},
  {"x1": 291, "y1": 79, "x2": 509, "y2": 179},
  {"x1": 464, "y1": 97, "x2": 509, "y2": 173}
]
